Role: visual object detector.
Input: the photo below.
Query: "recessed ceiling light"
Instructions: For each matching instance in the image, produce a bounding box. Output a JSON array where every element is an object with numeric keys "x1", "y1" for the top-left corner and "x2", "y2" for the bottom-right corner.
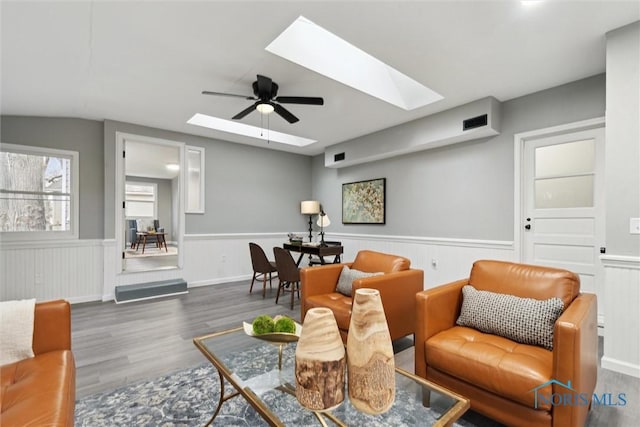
[
  {"x1": 522, "y1": 1, "x2": 543, "y2": 6},
  {"x1": 166, "y1": 163, "x2": 180, "y2": 171},
  {"x1": 266, "y1": 16, "x2": 443, "y2": 110},
  {"x1": 187, "y1": 113, "x2": 316, "y2": 147}
]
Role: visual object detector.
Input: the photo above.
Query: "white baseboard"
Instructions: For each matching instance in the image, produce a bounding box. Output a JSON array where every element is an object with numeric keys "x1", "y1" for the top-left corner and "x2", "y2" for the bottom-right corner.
[
  {"x1": 114, "y1": 290, "x2": 189, "y2": 304},
  {"x1": 601, "y1": 356, "x2": 640, "y2": 379},
  {"x1": 188, "y1": 274, "x2": 252, "y2": 288},
  {"x1": 66, "y1": 294, "x2": 104, "y2": 304}
]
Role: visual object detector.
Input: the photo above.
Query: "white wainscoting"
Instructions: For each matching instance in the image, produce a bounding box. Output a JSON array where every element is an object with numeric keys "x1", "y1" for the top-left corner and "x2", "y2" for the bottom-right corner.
[
  {"x1": 182, "y1": 232, "x2": 515, "y2": 291},
  {"x1": 328, "y1": 233, "x2": 515, "y2": 288},
  {"x1": 600, "y1": 255, "x2": 640, "y2": 378},
  {"x1": 0, "y1": 239, "x2": 104, "y2": 303},
  {"x1": 182, "y1": 233, "x2": 285, "y2": 288},
  {"x1": 1, "y1": 233, "x2": 516, "y2": 304}
]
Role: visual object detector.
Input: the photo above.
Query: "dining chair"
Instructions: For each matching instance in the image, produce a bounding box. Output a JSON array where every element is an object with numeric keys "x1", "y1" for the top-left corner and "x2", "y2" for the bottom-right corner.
[
  {"x1": 248, "y1": 243, "x2": 278, "y2": 298},
  {"x1": 273, "y1": 247, "x2": 301, "y2": 310}
]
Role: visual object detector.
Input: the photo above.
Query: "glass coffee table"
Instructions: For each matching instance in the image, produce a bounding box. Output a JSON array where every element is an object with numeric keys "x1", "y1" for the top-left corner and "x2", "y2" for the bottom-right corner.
[{"x1": 193, "y1": 326, "x2": 469, "y2": 426}]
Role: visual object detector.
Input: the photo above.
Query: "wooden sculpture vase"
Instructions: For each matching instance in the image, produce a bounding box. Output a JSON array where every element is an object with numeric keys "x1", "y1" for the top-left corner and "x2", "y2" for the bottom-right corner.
[
  {"x1": 295, "y1": 307, "x2": 346, "y2": 411},
  {"x1": 347, "y1": 288, "x2": 396, "y2": 414}
]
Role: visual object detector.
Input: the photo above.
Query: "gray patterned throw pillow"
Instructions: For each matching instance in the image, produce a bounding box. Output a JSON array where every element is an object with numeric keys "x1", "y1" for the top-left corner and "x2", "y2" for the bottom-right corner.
[
  {"x1": 456, "y1": 285, "x2": 564, "y2": 350},
  {"x1": 335, "y1": 266, "x2": 383, "y2": 296}
]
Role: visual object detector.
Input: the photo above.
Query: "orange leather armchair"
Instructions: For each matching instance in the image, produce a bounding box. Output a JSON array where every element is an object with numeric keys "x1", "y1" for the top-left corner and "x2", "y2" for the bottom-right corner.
[
  {"x1": 415, "y1": 260, "x2": 598, "y2": 427},
  {"x1": 301, "y1": 250, "x2": 424, "y2": 342},
  {"x1": 1, "y1": 300, "x2": 76, "y2": 426}
]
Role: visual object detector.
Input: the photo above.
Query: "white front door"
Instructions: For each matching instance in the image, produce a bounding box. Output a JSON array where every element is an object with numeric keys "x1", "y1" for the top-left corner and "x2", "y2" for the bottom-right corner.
[{"x1": 522, "y1": 127, "x2": 605, "y2": 323}]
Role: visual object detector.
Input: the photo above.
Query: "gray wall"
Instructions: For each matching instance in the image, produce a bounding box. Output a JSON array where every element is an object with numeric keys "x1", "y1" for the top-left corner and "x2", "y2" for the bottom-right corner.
[
  {"x1": 104, "y1": 120, "x2": 313, "y2": 238},
  {"x1": 0, "y1": 116, "x2": 105, "y2": 239},
  {"x1": 0, "y1": 73, "x2": 614, "y2": 245},
  {"x1": 311, "y1": 74, "x2": 606, "y2": 241},
  {"x1": 125, "y1": 175, "x2": 174, "y2": 240},
  {"x1": 606, "y1": 22, "x2": 640, "y2": 257}
]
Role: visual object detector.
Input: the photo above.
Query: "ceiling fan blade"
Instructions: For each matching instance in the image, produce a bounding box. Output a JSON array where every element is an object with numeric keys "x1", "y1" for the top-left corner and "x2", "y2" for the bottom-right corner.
[
  {"x1": 274, "y1": 96, "x2": 324, "y2": 105},
  {"x1": 232, "y1": 102, "x2": 259, "y2": 120},
  {"x1": 274, "y1": 103, "x2": 299, "y2": 124},
  {"x1": 202, "y1": 90, "x2": 255, "y2": 100},
  {"x1": 256, "y1": 75, "x2": 273, "y2": 98}
]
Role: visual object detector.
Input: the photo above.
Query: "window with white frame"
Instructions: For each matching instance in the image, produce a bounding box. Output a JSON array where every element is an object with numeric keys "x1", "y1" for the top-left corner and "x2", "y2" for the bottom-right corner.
[
  {"x1": 186, "y1": 146, "x2": 205, "y2": 213},
  {"x1": 0, "y1": 143, "x2": 78, "y2": 239},
  {"x1": 125, "y1": 181, "x2": 157, "y2": 219}
]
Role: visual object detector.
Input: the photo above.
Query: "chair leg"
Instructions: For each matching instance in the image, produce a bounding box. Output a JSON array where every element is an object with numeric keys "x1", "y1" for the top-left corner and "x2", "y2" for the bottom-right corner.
[
  {"x1": 249, "y1": 273, "x2": 256, "y2": 294},
  {"x1": 275, "y1": 280, "x2": 283, "y2": 304},
  {"x1": 262, "y1": 273, "x2": 268, "y2": 298},
  {"x1": 290, "y1": 282, "x2": 295, "y2": 310}
]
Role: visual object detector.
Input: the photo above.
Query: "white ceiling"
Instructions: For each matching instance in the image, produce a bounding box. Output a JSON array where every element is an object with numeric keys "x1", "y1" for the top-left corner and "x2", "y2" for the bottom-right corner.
[
  {"x1": 2, "y1": 1, "x2": 638, "y2": 161},
  {"x1": 125, "y1": 140, "x2": 180, "y2": 180}
]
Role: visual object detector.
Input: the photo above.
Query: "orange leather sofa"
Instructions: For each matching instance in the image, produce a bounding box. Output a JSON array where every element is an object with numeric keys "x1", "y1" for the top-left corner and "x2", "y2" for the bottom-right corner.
[
  {"x1": 415, "y1": 260, "x2": 598, "y2": 427},
  {"x1": 301, "y1": 250, "x2": 424, "y2": 342},
  {"x1": 1, "y1": 300, "x2": 76, "y2": 426}
]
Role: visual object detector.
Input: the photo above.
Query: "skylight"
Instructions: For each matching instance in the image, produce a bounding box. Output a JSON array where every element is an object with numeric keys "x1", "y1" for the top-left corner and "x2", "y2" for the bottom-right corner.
[
  {"x1": 265, "y1": 16, "x2": 443, "y2": 110},
  {"x1": 187, "y1": 113, "x2": 316, "y2": 147}
]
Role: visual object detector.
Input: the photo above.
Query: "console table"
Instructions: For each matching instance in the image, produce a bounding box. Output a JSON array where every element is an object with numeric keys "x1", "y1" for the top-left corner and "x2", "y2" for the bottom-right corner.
[{"x1": 283, "y1": 243, "x2": 343, "y2": 266}]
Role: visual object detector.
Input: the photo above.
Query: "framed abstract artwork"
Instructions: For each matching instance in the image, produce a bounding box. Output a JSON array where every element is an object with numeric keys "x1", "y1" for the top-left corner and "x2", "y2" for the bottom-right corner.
[{"x1": 342, "y1": 178, "x2": 386, "y2": 224}]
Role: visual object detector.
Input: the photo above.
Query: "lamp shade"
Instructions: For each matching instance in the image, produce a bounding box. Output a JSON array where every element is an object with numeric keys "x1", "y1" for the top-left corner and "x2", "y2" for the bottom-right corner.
[
  {"x1": 317, "y1": 214, "x2": 331, "y2": 227},
  {"x1": 301, "y1": 200, "x2": 320, "y2": 215}
]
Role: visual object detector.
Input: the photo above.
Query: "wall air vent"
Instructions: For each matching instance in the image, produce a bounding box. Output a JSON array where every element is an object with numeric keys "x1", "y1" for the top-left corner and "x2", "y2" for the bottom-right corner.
[
  {"x1": 324, "y1": 97, "x2": 502, "y2": 168},
  {"x1": 463, "y1": 114, "x2": 488, "y2": 131}
]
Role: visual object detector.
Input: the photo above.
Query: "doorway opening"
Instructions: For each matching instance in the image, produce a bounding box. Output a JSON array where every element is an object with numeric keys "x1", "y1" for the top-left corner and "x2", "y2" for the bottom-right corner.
[{"x1": 115, "y1": 132, "x2": 185, "y2": 274}]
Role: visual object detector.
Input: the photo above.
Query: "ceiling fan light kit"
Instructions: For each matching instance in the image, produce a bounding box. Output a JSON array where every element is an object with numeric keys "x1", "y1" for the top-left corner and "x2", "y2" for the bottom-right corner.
[
  {"x1": 256, "y1": 102, "x2": 275, "y2": 114},
  {"x1": 202, "y1": 74, "x2": 323, "y2": 124}
]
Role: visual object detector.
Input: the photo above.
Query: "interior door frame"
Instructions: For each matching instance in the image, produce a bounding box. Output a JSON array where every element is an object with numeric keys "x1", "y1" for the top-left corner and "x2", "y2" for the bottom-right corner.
[
  {"x1": 115, "y1": 131, "x2": 185, "y2": 274},
  {"x1": 513, "y1": 116, "x2": 605, "y2": 262}
]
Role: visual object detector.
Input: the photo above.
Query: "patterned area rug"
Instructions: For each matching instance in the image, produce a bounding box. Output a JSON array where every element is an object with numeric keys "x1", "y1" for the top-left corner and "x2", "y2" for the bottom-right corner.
[
  {"x1": 75, "y1": 363, "x2": 267, "y2": 426},
  {"x1": 75, "y1": 355, "x2": 473, "y2": 426},
  {"x1": 125, "y1": 245, "x2": 177, "y2": 258}
]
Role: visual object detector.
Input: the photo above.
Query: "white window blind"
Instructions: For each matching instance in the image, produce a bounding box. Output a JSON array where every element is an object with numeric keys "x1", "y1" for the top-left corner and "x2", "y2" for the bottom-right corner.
[{"x1": 125, "y1": 182, "x2": 157, "y2": 218}]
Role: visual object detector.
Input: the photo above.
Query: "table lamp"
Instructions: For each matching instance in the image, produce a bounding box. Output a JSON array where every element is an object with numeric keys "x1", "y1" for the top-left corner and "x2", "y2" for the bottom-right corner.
[
  {"x1": 300, "y1": 200, "x2": 320, "y2": 242},
  {"x1": 317, "y1": 211, "x2": 331, "y2": 247}
]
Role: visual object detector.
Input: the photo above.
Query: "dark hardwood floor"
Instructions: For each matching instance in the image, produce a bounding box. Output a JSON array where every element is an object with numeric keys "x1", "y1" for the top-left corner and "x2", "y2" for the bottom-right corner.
[{"x1": 72, "y1": 281, "x2": 638, "y2": 426}]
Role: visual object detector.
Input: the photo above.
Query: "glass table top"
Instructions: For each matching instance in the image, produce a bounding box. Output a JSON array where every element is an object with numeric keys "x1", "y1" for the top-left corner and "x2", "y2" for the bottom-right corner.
[{"x1": 194, "y1": 327, "x2": 468, "y2": 426}]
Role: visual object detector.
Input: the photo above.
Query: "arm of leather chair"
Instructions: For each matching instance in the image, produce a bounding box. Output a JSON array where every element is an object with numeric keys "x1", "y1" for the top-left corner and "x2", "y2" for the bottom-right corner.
[
  {"x1": 415, "y1": 279, "x2": 467, "y2": 378},
  {"x1": 32, "y1": 300, "x2": 72, "y2": 355},
  {"x1": 552, "y1": 293, "x2": 598, "y2": 427},
  {"x1": 351, "y1": 269, "x2": 424, "y2": 340},
  {"x1": 300, "y1": 263, "x2": 352, "y2": 320}
]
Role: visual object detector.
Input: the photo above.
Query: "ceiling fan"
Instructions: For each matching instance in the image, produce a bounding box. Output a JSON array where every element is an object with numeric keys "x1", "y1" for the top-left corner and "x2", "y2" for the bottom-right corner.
[{"x1": 202, "y1": 74, "x2": 323, "y2": 124}]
